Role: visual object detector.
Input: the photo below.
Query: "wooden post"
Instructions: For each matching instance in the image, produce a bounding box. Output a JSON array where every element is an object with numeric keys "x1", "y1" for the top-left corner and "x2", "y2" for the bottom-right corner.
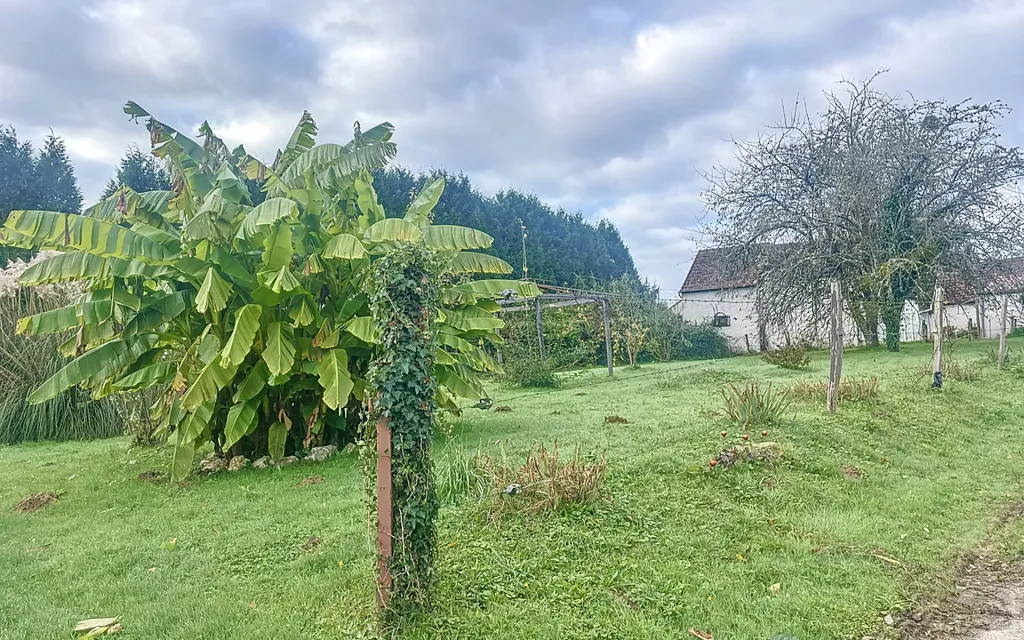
[
  {"x1": 375, "y1": 414, "x2": 393, "y2": 610},
  {"x1": 999, "y1": 294, "x2": 1009, "y2": 369},
  {"x1": 535, "y1": 297, "x2": 546, "y2": 361},
  {"x1": 827, "y1": 281, "x2": 843, "y2": 414},
  {"x1": 602, "y1": 298, "x2": 613, "y2": 377},
  {"x1": 932, "y1": 286, "x2": 943, "y2": 389}
]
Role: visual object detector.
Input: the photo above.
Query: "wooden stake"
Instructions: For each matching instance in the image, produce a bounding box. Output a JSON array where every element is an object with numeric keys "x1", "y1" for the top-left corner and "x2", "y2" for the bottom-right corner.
[
  {"x1": 375, "y1": 414, "x2": 393, "y2": 610},
  {"x1": 932, "y1": 286, "x2": 943, "y2": 389},
  {"x1": 999, "y1": 294, "x2": 1009, "y2": 369},
  {"x1": 827, "y1": 281, "x2": 843, "y2": 413},
  {"x1": 535, "y1": 297, "x2": 546, "y2": 361},
  {"x1": 602, "y1": 299, "x2": 613, "y2": 377}
]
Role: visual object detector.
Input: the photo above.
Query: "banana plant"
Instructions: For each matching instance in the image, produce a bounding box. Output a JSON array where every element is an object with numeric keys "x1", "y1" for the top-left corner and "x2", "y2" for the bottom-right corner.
[{"x1": 1, "y1": 104, "x2": 538, "y2": 479}]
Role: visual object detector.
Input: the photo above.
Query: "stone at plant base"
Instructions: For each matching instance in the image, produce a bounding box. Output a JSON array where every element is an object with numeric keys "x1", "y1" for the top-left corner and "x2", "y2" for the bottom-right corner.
[
  {"x1": 227, "y1": 456, "x2": 249, "y2": 472},
  {"x1": 198, "y1": 454, "x2": 227, "y2": 474},
  {"x1": 251, "y1": 456, "x2": 272, "y2": 471},
  {"x1": 277, "y1": 456, "x2": 298, "y2": 466},
  {"x1": 342, "y1": 443, "x2": 356, "y2": 454},
  {"x1": 306, "y1": 445, "x2": 338, "y2": 462}
]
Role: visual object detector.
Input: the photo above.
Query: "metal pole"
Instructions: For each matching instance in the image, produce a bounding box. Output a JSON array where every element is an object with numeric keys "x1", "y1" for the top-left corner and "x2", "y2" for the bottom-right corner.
[
  {"x1": 602, "y1": 298, "x2": 613, "y2": 377},
  {"x1": 535, "y1": 297, "x2": 546, "y2": 361},
  {"x1": 375, "y1": 414, "x2": 392, "y2": 610}
]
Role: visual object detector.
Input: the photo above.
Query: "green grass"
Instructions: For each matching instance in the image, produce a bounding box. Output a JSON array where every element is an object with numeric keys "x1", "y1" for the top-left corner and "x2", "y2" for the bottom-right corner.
[{"x1": 3, "y1": 339, "x2": 1024, "y2": 639}]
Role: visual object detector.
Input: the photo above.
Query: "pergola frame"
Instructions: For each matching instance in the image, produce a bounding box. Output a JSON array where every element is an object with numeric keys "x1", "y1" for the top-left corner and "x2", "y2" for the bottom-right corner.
[{"x1": 497, "y1": 285, "x2": 614, "y2": 377}]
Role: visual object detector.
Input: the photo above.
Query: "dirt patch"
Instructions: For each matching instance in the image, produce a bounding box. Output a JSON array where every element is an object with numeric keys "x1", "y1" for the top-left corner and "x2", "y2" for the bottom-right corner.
[
  {"x1": 902, "y1": 554, "x2": 1024, "y2": 639},
  {"x1": 299, "y1": 475, "x2": 324, "y2": 487},
  {"x1": 604, "y1": 415, "x2": 628, "y2": 424},
  {"x1": 137, "y1": 471, "x2": 168, "y2": 482},
  {"x1": 493, "y1": 405, "x2": 513, "y2": 413},
  {"x1": 841, "y1": 465, "x2": 863, "y2": 480},
  {"x1": 14, "y1": 491, "x2": 58, "y2": 513},
  {"x1": 574, "y1": 392, "x2": 587, "y2": 396},
  {"x1": 301, "y1": 535, "x2": 321, "y2": 553}
]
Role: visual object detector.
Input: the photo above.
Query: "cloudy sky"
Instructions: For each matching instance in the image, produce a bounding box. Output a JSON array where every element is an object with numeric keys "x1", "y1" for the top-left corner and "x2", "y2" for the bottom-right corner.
[{"x1": 2, "y1": 0, "x2": 1024, "y2": 294}]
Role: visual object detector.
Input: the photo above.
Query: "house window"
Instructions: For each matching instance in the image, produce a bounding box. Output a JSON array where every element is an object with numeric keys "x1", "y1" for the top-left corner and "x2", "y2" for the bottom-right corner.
[{"x1": 712, "y1": 312, "x2": 731, "y2": 327}]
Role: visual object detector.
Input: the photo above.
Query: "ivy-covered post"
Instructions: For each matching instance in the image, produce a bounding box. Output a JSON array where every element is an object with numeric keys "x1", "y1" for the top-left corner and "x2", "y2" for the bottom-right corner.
[{"x1": 367, "y1": 246, "x2": 440, "y2": 620}]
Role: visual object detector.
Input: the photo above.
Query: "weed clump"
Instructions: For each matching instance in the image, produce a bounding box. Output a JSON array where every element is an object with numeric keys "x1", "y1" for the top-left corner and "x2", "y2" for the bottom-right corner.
[
  {"x1": 479, "y1": 441, "x2": 608, "y2": 520},
  {"x1": 721, "y1": 382, "x2": 790, "y2": 428},
  {"x1": 786, "y1": 376, "x2": 880, "y2": 403}
]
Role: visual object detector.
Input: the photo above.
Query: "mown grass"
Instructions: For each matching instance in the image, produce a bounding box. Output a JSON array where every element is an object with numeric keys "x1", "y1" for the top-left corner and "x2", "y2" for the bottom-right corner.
[{"x1": 3, "y1": 339, "x2": 1024, "y2": 639}]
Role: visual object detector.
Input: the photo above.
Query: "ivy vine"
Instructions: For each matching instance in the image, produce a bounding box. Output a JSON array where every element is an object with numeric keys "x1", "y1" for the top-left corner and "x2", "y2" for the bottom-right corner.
[{"x1": 367, "y1": 245, "x2": 440, "y2": 620}]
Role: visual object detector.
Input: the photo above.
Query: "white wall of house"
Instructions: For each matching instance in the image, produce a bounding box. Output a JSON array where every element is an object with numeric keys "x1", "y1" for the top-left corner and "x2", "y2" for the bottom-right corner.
[
  {"x1": 671, "y1": 287, "x2": 927, "y2": 350},
  {"x1": 921, "y1": 294, "x2": 1024, "y2": 338}
]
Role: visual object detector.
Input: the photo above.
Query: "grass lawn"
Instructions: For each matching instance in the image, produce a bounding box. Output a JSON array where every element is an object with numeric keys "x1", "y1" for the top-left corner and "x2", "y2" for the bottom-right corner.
[{"x1": 4, "y1": 339, "x2": 1024, "y2": 639}]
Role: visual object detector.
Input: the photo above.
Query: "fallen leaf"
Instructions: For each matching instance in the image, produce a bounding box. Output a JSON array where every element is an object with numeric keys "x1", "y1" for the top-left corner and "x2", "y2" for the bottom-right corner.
[
  {"x1": 736, "y1": 553, "x2": 746, "y2": 562},
  {"x1": 769, "y1": 582, "x2": 781, "y2": 593},
  {"x1": 688, "y1": 629, "x2": 713, "y2": 640},
  {"x1": 159, "y1": 537, "x2": 177, "y2": 551},
  {"x1": 248, "y1": 602, "x2": 256, "y2": 609},
  {"x1": 148, "y1": 567, "x2": 156, "y2": 573},
  {"x1": 74, "y1": 618, "x2": 119, "y2": 633},
  {"x1": 337, "y1": 560, "x2": 344, "y2": 568}
]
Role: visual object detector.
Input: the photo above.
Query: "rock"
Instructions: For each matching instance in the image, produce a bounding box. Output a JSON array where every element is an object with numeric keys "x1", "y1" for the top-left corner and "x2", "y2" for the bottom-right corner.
[
  {"x1": 198, "y1": 454, "x2": 227, "y2": 474},
  {"x1": 343, "y1": 443, "x2": 357, "y2": 454},
  {"x1": 306, "y1": 445, "x2": 337, "y2": 463},
  {"x1": 227, "y1": 456, "x2": 249, "y2": 472},
  {"x1": 277, "y1": 456, "x2": 298, "y2": 466},
  {"x1": 884, "y1": 614, "x2": 894, "y2": 626},
  {"x1": 910, "y1": 611, "x2": 923, "y2": 622},
  {"x1": 251, "y1": 456, "x2": 272, "y2": 471}
]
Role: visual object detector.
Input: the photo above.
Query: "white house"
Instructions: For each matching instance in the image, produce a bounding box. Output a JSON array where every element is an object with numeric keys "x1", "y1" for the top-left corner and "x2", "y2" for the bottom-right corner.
[{"x1": 672, "y1": 249, "x2": 1024, "y2": 351}]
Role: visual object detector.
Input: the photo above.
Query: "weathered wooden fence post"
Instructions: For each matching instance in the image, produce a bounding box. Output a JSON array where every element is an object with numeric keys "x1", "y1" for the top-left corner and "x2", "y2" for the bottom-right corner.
[
  {"x1": 375, "y1": 412, "x2": 392, "y2": 610},
  {"x1": 602, "y1": 298, "x2": 614, "y2": 377},
  {"x1": 999, "y1": 294, "x2": 1009, "y2": 369},
  {"x1": 535, "y1": 297, "x2": 546, "y2": 361},
  {"x1": 932, "y1": 286, "x2": 944, "y2": 389},
  {"x1": 827, "y1": 281, "x2": 843, "y2": 413}
]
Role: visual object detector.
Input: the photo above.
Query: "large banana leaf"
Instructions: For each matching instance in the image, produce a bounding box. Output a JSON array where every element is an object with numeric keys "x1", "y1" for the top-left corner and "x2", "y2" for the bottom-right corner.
[
  {"x1": 122, "y1": 291, "x2": 190, "y2": 338},
  {"x1": 453, "y1": 279, "x2": 541, "y2": 298},
  {"x1": 322, "y1": 233, "x2": 367, "y2": 260},
  {"x1": 5, "y1": 210, "x2": 177, "y2": 262},
  {"x1": 171, "y1": 440, "x2": 195, "y2": 483},
  {"x1": 28, "y1": 335, "x2": 158, "y2": 404},
  {"x1": 266, "y1": 266, "x2": 300, "y2": 293},
  {"x1": 273, "y1": 110, "x2": 318, "y2": 174},
  {"x1": 223, "y1": 399, "x2": 260, "y2": 450},
  {"x1": 422, "y1": 225, "x2": 493, "y2": 250},
  {"x1": 263, "y1": 322, "x2": 296, "y2": 376},
  {"x1": 448, "y1": 252, "x2": 514, "y2": 274},
  {"x1": 281, "y1": 139, "x2": 397, "y2": 190},
  {"x1": 195, "y1": 267, "x2": 232, "y2": 314},
  {"x1": 237, "y1": 197, "x2": 299, "y2": 239},
  {"x1": 178, "y1": 400, "x2": 216, "y2": 444},
  {"x1": 19, "y1": 251, "x2": 169, "y2": 286},
  {"x1": 262, "y1": 223, "x2": 293, "y2": 271},
  {"x1": 317, "y1": 349, "x2": 354, "y2": 411},
  {"x1": 436, "y1": 366, "x2": 485, "y2": 400},
  {"x1": 16, "y1": 303, "x2": 79, "y2": 336},
  {"x1": 220, "y1": 304, "x2": 263, "y2": 367},
  {"x1": 343, "y1": 316, "x2": 377, "y2": 343},
  {"x1": 364, "y1": 218, "x2": 422, "y2": 244},
  {"x1": 268, "y1": 421, "x2": 288, "y2": 461},
  {"x1": 355, "y1": 170, "x2": 385, "y2": 224},
  {"x1": 112, "y1": 361, "x2": 176, "y2": 391},
  {"x1": 233, "y1": 361, "x2": 268, "y2": 403},
  {"x1": 404, "y1": 177, "x2": 445, "y2": 226},
  {"x1": 440, "y1": 306, "x2": 505, "y2": 332},
  {"x1": 181, "y1": 358, "x2": 237, "y2": 411}
]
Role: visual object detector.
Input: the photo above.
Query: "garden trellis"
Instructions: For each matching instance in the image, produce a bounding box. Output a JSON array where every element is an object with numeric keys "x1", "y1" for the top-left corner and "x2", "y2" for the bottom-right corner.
[{"x1": 498, "y1": 284, "x2": 614, "y2": 377}]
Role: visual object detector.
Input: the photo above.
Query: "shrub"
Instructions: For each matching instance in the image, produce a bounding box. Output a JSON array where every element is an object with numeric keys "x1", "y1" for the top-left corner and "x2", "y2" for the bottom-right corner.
[
  {"x1": 786, "y1": 376, "x2": 880, "y2": 403},
  {"x1": 479, "y1": 441, "x2": 608, "y2": 520},
  {"x1": 762, "y1": 345, "x2": 811, "y2": 370},
  {"x1": 1010, "y1": 327, "x2": 1024, "y2": 338},
  {"x1": 677, "y1": 323, "x2": 731, "y2": 360},
  {"x1": 721, "y1": 382, "x2": 790, "y2": 428},
  {"x1": 944, "y1": 359, "x2": 981, "y2": 382}
]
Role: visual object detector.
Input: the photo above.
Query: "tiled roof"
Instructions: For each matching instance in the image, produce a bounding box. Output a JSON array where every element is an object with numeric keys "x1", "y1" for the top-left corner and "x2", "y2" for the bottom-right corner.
[
  {"x1": 678, "y1": 245, "x2": 796, "y2": 294},
  {"x1": 941, "y1": 257, "x2": 1024, "y2": 304}
]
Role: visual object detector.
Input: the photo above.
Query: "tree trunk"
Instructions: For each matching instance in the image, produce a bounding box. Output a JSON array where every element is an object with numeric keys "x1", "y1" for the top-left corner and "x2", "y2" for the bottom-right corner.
[
  {"x1": 848, "y1": 296, "x2": 879, "y2": 347},
  {"x1": 881, "y1": 298, "x2": 905, "y2": 352}
]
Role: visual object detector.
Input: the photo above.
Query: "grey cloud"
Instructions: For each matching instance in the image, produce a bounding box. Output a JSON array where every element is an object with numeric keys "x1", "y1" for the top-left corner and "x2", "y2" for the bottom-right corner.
[{"x1": 2, "y1": 0, "x2": 1023, "y2": 293}]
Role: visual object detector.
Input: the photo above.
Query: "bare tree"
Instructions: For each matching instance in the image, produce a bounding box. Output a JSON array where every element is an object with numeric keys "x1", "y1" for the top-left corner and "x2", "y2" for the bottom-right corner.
[{"x1": 702, "y1": 73, "x2": 1024, "y2": 351}]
